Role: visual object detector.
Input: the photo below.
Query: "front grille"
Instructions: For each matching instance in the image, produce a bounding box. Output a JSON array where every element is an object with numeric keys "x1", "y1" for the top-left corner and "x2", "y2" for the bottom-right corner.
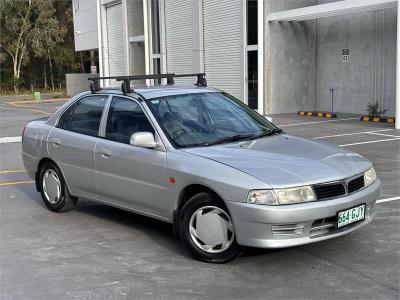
[
  {"x1": 313, "y1": 183, "x2": 346, "y2": 200},
  {"x1": 313, "y1": 173, "x2": 366, "y2": 200},
  {"x1": 348, "y1": 175, "x2": 365, "y2": 194}
]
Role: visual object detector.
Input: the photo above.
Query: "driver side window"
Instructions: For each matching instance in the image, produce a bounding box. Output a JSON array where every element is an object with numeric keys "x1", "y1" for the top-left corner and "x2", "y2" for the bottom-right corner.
[{"x1": 105, "y1": 97, "x2": 155, "y2": 144}]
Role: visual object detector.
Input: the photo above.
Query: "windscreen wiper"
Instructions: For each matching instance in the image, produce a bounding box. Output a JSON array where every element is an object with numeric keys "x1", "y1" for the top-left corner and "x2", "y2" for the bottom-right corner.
[
  {"x1": 205, "y1": 134, "x2": 254, "y2": 146},
  {"x1": 249, "y1": 128, "x2": 284, "y2": 140}
]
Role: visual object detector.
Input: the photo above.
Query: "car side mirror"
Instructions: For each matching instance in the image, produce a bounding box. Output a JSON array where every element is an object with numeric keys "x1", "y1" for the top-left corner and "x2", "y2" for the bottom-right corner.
[
  {"x1": 265, "y1": 116, "x2": 273, "y2": 123},
  {"x1": 130, "y1": 132, "x2": 157, "y2": 148}
]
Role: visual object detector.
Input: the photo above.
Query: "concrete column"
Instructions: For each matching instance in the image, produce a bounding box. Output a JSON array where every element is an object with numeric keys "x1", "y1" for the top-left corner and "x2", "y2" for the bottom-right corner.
[
  {"x1": 396, "y1": 2, "x2": 400, "y2": 129},
  {"x1": 258, "y1": 0, "x2": 264, "y2": 115},
  {"x1": 192, "y1": 0, "x2": 204, "y2": 73},
  {"x1": 143, "y1": 0, "x2": 151, "y2": 85}
]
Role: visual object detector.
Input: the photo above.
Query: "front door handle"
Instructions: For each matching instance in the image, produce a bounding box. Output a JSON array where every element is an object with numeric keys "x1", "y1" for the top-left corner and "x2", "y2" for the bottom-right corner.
[
  {"x1": 49, "y1": 138, "x2": 61, "y2": 147},
  {"x1": 100, "y1": 148, "x2": 112, "y2": 158}
]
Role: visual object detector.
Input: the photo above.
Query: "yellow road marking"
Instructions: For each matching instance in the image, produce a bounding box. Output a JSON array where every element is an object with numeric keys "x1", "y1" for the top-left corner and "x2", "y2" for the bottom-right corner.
[
  {"x1": 2, "y1": 99, "x2": 63, "y2": 115},
  {"x1": 0, "y1": 105, "x2": 51, "y2": 115},
  {"x1": 6, "y1": 98, "x2": 67, "y2": 105},
  {"x1": 0, "y1": 180, "x2": 34, "y2": 186},
  {"x1": 29, "y1": 109, "x2": 51, "y2": 115},
  {"x1": 0, "y1": 169, "x2": 26, "y2": 174},
  {"x1": 8, "y1": 104, "x2": 41, "y2": 108},
  {"x1": 0, "y1": 105, "x2": 32, "y2": 111},
  {"x1": 0, "y1": 106, "x2": 22, "y2": 111}
]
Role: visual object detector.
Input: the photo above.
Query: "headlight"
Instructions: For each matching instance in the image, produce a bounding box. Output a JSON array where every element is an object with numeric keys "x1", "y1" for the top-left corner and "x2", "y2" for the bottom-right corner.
[
  {"x1": 247, "y1": 186, "x2": 316, "y2": 205},
  {"x1": 275, "y1": 186, "x2": 316, "y2": 205},
  {"x1": 247, "y1": 190, "x2": 279, "y2": 205},
  {"x1": 364, "y1": 166, "x2": 376, "y2": 187}
]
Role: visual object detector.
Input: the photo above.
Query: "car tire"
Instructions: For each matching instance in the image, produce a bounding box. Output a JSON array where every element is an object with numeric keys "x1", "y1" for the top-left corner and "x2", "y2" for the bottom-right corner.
[
  {"x1": 178, "y1": 192, "x2": 241, "y2": 263},
  {"x1": 38, "y1": 161, "x2": 76, "y2": 212}
]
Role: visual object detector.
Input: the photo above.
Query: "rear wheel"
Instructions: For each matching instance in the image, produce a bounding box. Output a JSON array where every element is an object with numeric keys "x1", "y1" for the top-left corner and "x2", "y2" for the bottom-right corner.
[
  {"x1": 38, "y1": 161, "x2": 75, "y2": 212},
  {"x1": 178, "y1": 192, "x2": 241, "y2": 263}
]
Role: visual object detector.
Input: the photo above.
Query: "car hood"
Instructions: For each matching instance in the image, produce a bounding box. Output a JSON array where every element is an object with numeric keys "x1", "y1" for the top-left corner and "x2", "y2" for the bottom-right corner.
[{"x1": 182, "y1": 134, "x2": 371, "y2": 188}]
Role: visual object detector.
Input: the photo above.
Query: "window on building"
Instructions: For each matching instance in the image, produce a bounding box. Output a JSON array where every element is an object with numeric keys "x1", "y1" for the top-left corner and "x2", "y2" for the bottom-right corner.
[
  {"x1": 247, "y1": 0, "x2": 258, "y2": 46},
  {"x1": 151, "y1": 0, "x2": 160, "y2": 55},
  {"x1": 247, "y1": 51, "x2": 258, "y2": 109},
  {"x1": 246, "y1": 0, "x2": 258, "y2": 109}
]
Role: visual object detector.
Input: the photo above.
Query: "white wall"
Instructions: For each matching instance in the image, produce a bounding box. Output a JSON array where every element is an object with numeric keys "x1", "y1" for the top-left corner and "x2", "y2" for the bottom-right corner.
[
  {"x1": 72, "y1": 0, "x2": 99, "y2": 51},
  {"x1": 316, "y1": 3, "x2": 397, "y2": 115},
  {"x1": 266, "y1": 0, "x2": 317, "y2": 114},
  {"x1": 265, "y1": 0, "x2": 397, "y2": 116}
]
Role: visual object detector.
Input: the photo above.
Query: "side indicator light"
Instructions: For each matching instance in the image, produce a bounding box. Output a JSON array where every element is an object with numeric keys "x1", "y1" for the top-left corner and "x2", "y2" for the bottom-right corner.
[{"x1": 168, "y1": 177, "x2": 176, "y2": 184}]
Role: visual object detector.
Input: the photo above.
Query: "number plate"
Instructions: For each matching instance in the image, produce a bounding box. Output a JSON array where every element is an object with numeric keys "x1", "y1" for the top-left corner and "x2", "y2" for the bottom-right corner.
[{"x1": 337, "y1": 204, "x2": 366, "y2": 228}]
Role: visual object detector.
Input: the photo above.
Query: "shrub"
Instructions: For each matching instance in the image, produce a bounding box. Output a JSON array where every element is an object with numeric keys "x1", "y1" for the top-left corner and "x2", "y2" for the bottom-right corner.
[{"x1": 367, "y1": 101, "x2": 388, "y2": 117}]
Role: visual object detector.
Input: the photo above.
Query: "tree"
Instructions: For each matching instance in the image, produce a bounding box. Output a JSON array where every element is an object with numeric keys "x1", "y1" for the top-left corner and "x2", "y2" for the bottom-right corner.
[
  {"x1": 0, "y1": 0, "x2": 64, "y2": 92},
  {"x1": 30, "y1": 0, "x2": 65, "y2": 90}
]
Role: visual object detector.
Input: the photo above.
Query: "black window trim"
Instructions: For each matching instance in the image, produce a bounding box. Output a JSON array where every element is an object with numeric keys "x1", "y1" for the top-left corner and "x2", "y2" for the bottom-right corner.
[
  {"x1": 101, "y1": 95, "x2": 163, "y2": 147},
  {"x1": 55, "y1": 94, "x2": 111, "y2": 138}
]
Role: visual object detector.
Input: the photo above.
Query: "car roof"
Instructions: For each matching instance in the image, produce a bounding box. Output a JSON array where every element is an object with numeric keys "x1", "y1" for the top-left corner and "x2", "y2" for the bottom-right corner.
[{"x1": 96, "y1": 85, "x2": 221, "y2": 99}]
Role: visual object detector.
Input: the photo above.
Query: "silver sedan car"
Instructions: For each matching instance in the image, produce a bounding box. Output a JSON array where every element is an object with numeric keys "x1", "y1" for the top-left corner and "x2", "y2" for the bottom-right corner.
[{"x1": 22, "y1": 79, "x2": 380, "y2": 263}]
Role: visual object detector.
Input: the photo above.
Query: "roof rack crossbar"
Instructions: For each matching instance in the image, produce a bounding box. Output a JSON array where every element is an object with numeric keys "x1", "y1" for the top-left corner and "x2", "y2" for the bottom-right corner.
[
  {"x1": 168, "y1": 73, "x2": 207, "y2": 87},
  {"x1": 88, "y1": 73, "x2": 207, "y2": 94}
]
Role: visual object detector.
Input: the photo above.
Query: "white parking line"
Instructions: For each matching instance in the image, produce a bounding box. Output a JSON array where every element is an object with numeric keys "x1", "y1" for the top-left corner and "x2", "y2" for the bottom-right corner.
[
  {"x1": 279, "y1": 117, "x2": 359, "y2": 127},
  {"x1": 0, "y1": 136, "x2": 22, "y2": 144},
  {"x1": 367, "y1": 132, "x2": 400, "y2": 138},
  {"x1": 377, "y1": 196, "x2": 400, "y2": 204},
  {"x1": 314, "y1": 129, "x2": 394, "y2": 139},
  {"x1": 339, "y1": 137, "x2": 400, "y2": 147}
]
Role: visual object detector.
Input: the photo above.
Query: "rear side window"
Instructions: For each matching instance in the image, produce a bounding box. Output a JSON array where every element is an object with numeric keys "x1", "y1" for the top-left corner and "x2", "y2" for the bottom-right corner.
[
  {"x1": 105, "y1": 97, "x2": 155, "y2": 144},
  {"x1": 58, "y1": 95, "x2": 108, "y2": 137}
]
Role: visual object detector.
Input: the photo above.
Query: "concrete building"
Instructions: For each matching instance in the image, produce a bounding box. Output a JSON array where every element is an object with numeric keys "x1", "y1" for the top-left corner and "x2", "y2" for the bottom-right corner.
[{"x1": 72, "y1": 0, "x2": 399, "y2": 128}]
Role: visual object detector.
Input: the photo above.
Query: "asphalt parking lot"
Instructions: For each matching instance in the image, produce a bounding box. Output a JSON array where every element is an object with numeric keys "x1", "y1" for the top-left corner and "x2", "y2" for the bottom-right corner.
[{"x1": 0, "y1": 97, "x2": 399, "y2": 300}]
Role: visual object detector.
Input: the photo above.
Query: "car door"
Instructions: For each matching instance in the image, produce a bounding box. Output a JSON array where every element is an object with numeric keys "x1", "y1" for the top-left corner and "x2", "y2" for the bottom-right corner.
[
  {"x1": 48, "y1": 95, "x2": 109, "y2": 199},
  {"x1": 94, "y1": 96, "x2": 167, "y2": 217}
]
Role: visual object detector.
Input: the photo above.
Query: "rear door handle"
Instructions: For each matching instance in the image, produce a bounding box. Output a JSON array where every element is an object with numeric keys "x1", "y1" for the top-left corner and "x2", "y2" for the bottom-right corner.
[
  {"x1": 100, "y1": 148, "x2": 112, "y2": 158},
  {"x1": 49, "y1": 138, "x2": 61, "y2": 147}
]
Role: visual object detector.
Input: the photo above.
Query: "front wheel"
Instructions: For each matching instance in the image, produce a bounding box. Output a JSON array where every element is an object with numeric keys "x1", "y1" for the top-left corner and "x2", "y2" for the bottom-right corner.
[
  {"x1": 38, "y1": 161, "x2": 75, "y2": 212},
  {"x1": 178, "y1": 192, "x2": 241, "y2": 263}
]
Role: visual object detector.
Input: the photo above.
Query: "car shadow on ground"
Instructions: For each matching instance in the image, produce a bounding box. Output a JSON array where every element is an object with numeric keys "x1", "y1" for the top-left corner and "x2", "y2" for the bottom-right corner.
[
  {"x1": 14, "y1": 184, "x2": 287, "y2": 261},
  {"x1": 75, "y1": 199, "x2": 187, "y2": 253},
  {"x1": 75, "y1": 199, "x2": 287, "y2": 260}
]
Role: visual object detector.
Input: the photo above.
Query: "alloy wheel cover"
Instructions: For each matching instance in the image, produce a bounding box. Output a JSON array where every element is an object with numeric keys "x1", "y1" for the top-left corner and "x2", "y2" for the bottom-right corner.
[
  {"x1": 42, "y1": 169, "x2": 61, "y2": 204},
  {"x1": 189, "y1": 206, "x2": 235, "y2": 253}
]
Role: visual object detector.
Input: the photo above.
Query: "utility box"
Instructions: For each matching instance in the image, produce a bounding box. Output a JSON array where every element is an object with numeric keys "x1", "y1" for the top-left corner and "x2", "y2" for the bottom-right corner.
[{"x1": 33, "y1": 92, "x2": 41, "y2": 100}]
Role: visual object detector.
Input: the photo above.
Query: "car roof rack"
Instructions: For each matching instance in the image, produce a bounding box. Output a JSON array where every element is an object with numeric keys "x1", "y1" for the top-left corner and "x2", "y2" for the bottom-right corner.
[{"x1": 88, "y1": 73, "x2": 207, "y2": 95}]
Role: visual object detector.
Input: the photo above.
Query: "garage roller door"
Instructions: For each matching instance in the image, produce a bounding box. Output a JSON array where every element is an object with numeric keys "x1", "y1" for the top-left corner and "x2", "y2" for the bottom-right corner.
[
  {"x1": 203, "y1": 0, "x2": 244, "y2": 100},
  {"x1": 164, "y1": 0, "x2": 196, "y2": 85},
  {"x1": 106, "y1": 2, "x2": 126, "y2": 84}
]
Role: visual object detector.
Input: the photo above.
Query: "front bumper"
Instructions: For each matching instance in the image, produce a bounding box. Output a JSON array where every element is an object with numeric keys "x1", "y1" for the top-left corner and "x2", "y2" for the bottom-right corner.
[{"x1": 226, "y1": 179, "x2": 380, "y2": 248}]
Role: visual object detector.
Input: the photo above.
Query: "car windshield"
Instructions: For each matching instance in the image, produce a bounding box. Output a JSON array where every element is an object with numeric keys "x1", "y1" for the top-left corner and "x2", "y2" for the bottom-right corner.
[{"x1": 146, "y1": 92, "x2": 281, "y2": 148}]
